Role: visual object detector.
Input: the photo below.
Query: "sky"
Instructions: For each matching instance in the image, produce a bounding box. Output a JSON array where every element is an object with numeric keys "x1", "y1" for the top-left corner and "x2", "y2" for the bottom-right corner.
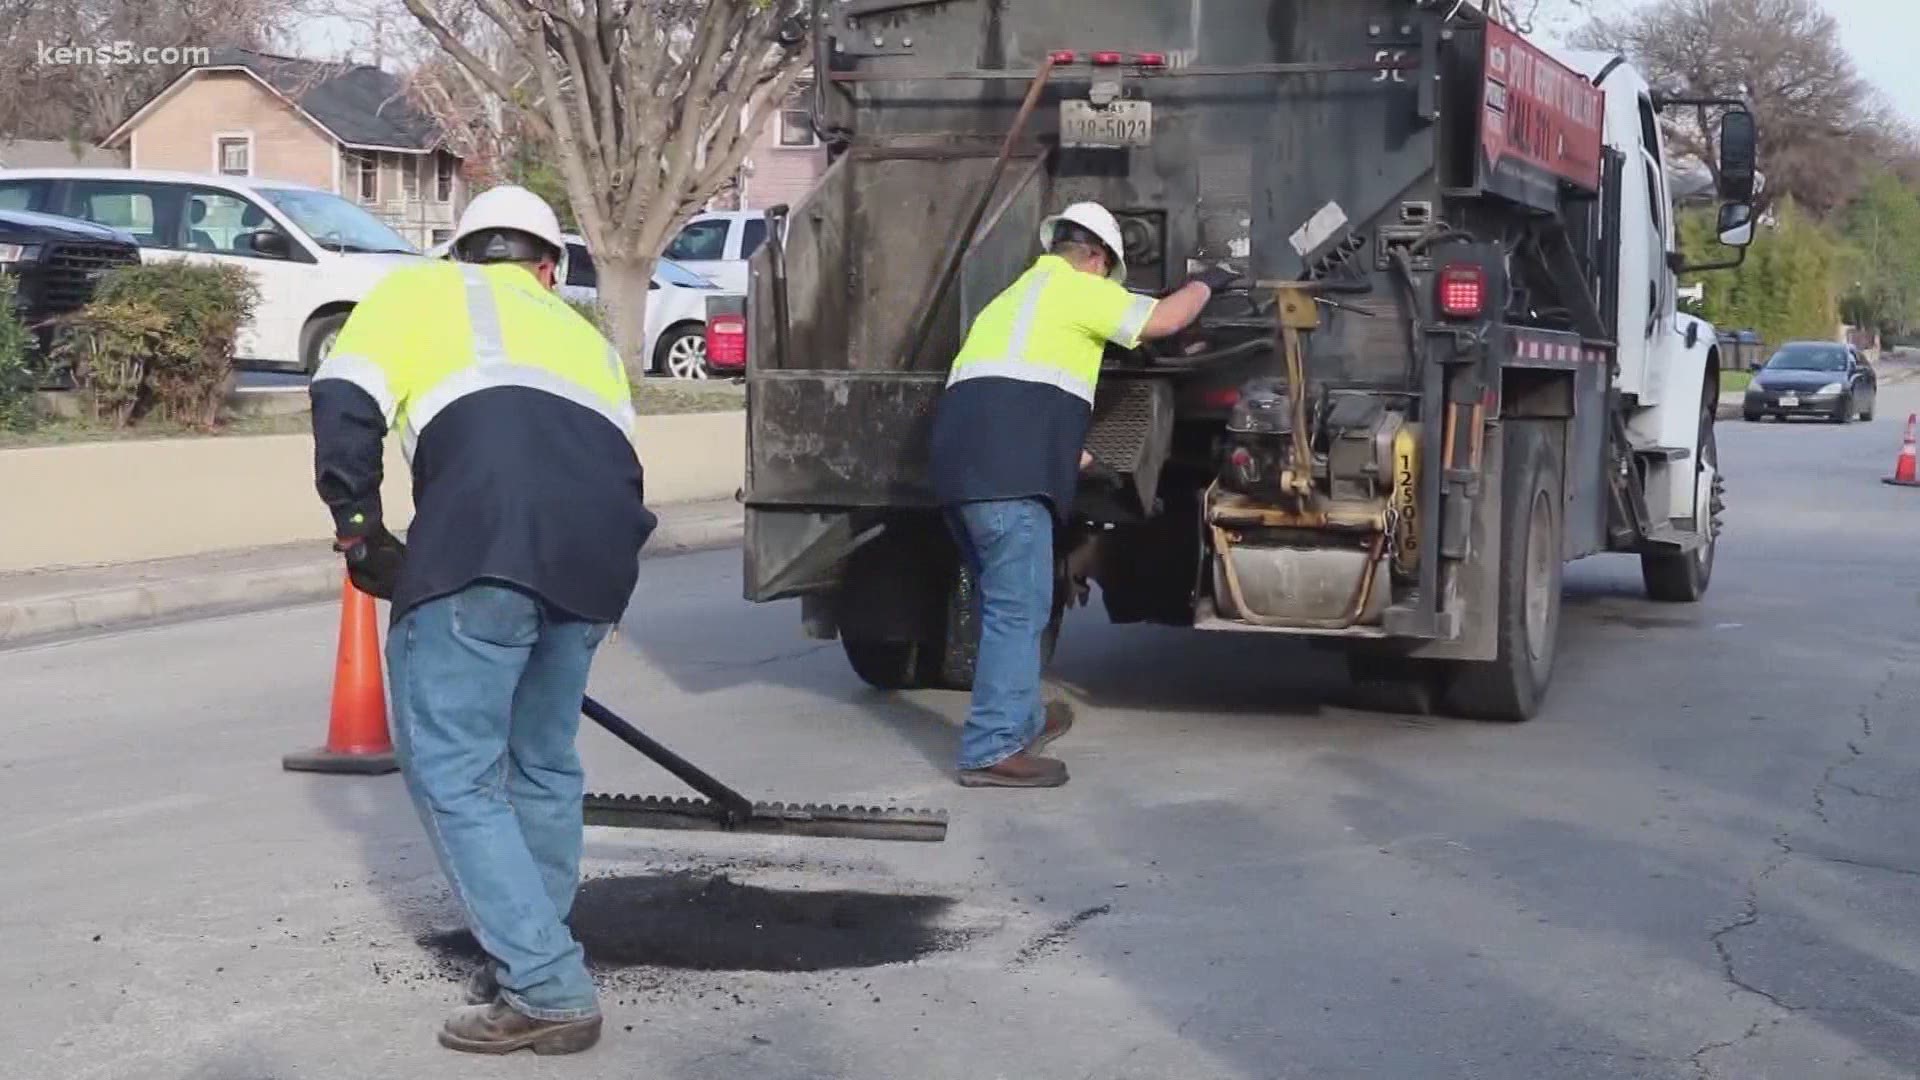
[
  {"x1": 1830, "y1": 0, "x2": 1920, "y2": 127},
  {"x1": 1538, "y1": 0, "x2": 1920, "y2": 126}
]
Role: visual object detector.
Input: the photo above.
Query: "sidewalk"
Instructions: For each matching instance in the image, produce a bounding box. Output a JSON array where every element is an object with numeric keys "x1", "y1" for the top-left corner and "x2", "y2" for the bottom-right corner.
[{"x1": 0, "y1": 497, "x2": 742, "y2": 647}]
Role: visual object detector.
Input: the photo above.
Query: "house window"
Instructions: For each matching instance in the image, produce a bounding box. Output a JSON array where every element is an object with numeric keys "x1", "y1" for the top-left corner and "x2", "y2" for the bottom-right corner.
[
  {"x1": 778, "y1": 86, "x2": 816, "y2": 148},
  {"x1": 436, "y1": 156, "x2": 455, "y2": 202},
  {"x1": 216, "y1": 136, "x2": 251, "y2": 176},
  {"x1": 403, "y1": 156, "x2": 421, "y2": 201},
  {"x1": 351, "y1": 153, "x2": 378, "y2": 202}
]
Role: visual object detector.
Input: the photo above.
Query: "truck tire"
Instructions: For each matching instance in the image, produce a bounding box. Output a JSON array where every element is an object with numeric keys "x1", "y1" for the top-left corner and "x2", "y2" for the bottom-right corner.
[
  {"x1": 929, "y1": 561, "x2": 1064, "y2": 691},
  {"x1": 1441, "y1": 420, "x2": 1564, "y2": 723},
  {"x1": 1641, "y1": 385, "x2": 1721, "y2": 603},
  {"x1": 842, "y1": 639, "x2": 938, "y2": 691},
  {"x1": 1346, "y1": 653, "x2": 1444, "y2": 716}
]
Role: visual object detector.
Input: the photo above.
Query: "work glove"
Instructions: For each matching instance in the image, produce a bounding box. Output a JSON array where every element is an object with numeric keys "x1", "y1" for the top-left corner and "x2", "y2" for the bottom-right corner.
[
  {"x1": 1079, "y1": 452, "x2": 1125, "y2": 489},
  {"x1": 1192, "y1": 264, "x2": 1241, "y2": 293},
  {"x1": 335, "y1": 525, "x2": 406, "y2": 601}
]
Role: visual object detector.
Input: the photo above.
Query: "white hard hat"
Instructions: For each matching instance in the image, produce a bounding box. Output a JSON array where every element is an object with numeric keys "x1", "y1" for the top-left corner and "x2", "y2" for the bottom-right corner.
[
  {"x1": 1040, "y1": 201, "x2": 1127, "y2": 281},
  {"x1": 451, "y1": 185, "x2": 567, "y2": 260}
]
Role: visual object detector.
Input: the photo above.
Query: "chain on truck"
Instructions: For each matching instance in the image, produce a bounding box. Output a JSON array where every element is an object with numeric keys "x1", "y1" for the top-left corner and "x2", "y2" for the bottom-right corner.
[{"x1": 729, "y1": 0, "x2": 1761, "y2": 722}]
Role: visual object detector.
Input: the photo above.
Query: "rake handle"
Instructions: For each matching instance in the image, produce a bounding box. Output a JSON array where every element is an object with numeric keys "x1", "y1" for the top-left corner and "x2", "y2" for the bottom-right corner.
[{"x1": 580, "y1": 695, "x2": 754, "y2": 825}]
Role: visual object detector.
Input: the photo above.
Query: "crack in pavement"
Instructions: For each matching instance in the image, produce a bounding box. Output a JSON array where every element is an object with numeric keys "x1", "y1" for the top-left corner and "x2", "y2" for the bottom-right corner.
[
  {"x1": 1800, "y1": 850, "x2": 1920, "y2": 880},
  {"x1": 1692, "y1": 657, "x2": 1906, "y2": 1075},
  {"x1": 1687, "y1": 1019, "x2": 1770, "y2": 1080},
  {"x1": 1834, "y1": 781, "x2": 1910, "y2": 802}
]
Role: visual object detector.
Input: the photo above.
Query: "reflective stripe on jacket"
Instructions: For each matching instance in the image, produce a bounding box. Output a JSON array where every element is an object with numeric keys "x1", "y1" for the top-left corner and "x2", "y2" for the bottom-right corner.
[
  {"x1": 315, "y1": 261, "x2": 635, "y2": 459},
  {"x1": 309, "y1": 260, "x2": 653, "y2": 624},
  {"x1": 928, "y1": 255, "x2": 1159, "y2": 517},
  {"x1": 947, "y1": 254, "x2": 1157, "y2": 403}
]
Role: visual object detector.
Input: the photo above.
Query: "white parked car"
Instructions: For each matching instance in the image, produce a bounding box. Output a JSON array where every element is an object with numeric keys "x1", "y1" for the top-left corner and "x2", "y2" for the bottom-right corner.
[
  {"x1": 0, "y1": 168, "x2": 426, "y2": 372},
  {"x1": 427, "y1": 232, "x2": 730, "y2": 379},
  {"x1": 661, "y1": 210, "x2": 777, "y2": 295}
]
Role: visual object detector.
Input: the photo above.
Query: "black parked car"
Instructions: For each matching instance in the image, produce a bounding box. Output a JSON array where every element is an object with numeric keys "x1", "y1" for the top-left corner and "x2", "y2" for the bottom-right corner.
[
  {"x1": 0, "y1": 208, "x2": 143, "y2": 352},
  {"x1": 1742, "y1": 341, "x2": 1877, "y2": 423}
]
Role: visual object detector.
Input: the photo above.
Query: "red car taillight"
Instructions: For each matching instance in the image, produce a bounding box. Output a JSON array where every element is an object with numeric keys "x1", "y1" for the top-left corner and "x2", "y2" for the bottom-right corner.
[{"x1": 706, "y1": 313, "x2": 747, "y2": 368}]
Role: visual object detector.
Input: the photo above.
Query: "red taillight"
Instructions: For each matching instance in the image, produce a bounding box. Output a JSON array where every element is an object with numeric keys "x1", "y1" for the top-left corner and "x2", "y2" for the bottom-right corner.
[
  {"x1": 706, "y1": 314, "x2": 747, "y2": 368},
  {"x1": 1047, "y1": 50, "x2": 1078, "y2": 65},
  {"x1": 1091, "y1": 51, "x2": 1125, "y2": 66},
  {"x1": 1437, "y1": 264, "x2": 1487, "y2": 319},
  {"x1": 1199, "y1": 387, "x2": 1242, "y2": 409},
  {"x1": 1134, "y1": 52, "x2": 1168, "y2": 68}
]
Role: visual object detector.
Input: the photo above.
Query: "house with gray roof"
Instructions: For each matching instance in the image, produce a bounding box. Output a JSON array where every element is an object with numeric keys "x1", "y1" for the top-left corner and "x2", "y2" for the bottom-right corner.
[{"x1": 99, "y1": 48, "x2": 467, "y2": 248}]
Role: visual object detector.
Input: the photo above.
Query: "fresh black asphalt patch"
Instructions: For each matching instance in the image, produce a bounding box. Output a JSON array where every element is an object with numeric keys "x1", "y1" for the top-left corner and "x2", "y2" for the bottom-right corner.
[{"x1": 419, "y1": 871, "x2": 960, "y2": 974}]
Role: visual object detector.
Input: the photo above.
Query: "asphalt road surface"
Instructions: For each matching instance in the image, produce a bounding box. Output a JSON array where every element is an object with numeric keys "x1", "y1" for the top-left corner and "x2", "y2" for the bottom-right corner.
[{"x1": 7, "y1": 387, "x2": 1920, "y2": 1079}]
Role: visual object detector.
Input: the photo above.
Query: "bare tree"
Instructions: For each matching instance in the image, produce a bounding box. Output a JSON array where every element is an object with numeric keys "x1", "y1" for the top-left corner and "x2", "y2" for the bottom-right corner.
[
  {"x1": 1573, "y1": 0, "x2": 1878, "y2": 218},
  {"x1": 398, "y1": 0, "x2": 809, "y2": 375}
]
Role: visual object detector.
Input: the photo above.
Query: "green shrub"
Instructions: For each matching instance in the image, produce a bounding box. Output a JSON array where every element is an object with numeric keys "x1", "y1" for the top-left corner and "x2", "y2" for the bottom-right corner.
[
  {"x1": 53, "y1": 262, "x2": 260, "y2": 430},
  {"x1": 0, "y1": 273, "x2": 39, "y2": 432},
  {"x1": 51, "y1": 299, "x2": 170, "y2": 427}
]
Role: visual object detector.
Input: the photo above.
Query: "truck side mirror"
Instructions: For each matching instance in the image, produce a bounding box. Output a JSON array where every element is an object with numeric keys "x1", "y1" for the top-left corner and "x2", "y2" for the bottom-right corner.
[
  {"x1": 1717, "y1": 202, "x2": 1755, "y2": 249},
  {"x1": 1718, "y1": 110, "x2": 1758, "y2": 204}
]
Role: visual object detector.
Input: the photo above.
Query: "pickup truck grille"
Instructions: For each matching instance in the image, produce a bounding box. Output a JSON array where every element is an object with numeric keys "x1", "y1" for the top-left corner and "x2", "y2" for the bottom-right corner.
[{"x1": 38, "y1": 242, "x2": 140, "y2": 314}]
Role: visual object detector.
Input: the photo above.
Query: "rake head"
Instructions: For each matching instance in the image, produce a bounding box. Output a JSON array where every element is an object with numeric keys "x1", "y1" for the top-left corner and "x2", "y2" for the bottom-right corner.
[{"x1": 584, "y1": 793, "x2": 949, "y2": 843}]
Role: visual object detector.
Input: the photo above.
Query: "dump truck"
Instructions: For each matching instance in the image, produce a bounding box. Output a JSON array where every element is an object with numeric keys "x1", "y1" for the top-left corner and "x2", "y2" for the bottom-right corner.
[{"x1": 737, "y1": 0, "x2": 1760, "y2": 721}]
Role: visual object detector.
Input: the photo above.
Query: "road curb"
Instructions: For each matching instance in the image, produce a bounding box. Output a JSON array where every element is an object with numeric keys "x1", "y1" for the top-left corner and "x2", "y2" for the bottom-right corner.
[{"x1": 0, "y1": 506, "x2": 742, "y2": 649}]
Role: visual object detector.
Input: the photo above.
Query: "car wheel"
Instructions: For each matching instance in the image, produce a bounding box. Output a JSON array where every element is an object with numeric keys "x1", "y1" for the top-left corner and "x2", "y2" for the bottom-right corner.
[
  {"x1": 1861, "y1": 397, "x2": 1875, "y2": 422},
  {"x1": 1832, "y1": 395, "x2": 1853, "y2": 424},
  {"x1": 1742, "y1": 410, "x2": 1762, "y2": 422},
  {"x1": 656, "y1": 325, "x2": 709, "y2": 380},
  {"x1": 301, "y1": 312, "x2": 350, "y2": 374}
]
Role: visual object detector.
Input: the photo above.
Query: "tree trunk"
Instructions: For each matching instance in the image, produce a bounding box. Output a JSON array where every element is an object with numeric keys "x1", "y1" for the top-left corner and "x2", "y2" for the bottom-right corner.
[{"x1": 595, "y1": 253, "x2": 658, "y2": 381}]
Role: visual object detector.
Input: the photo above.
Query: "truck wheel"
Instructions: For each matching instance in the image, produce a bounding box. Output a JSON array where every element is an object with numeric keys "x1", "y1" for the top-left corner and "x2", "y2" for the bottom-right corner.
[
  {"x1": 929, "y1": 561, "x2": 1064, "y2": 691},
  {"x1": 1641, "y1": 386, "x2": 1721, "y2": 603},
  {"x1": 1346, "y1": 653, "x2": 1444, "y2": 716},
  {"x1": 842, "y1": 639, "x2": 937, "y2": 691},
  {"x1": 1441, "y1": 420, "x2": 1564, "y2": 723}
]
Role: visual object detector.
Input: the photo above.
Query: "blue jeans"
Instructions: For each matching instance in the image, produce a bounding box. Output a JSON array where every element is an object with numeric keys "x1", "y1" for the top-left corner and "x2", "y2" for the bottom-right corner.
[
  {"x1": 386, "y1": 582, "x2": 609, "y2": 1022},
  {"x1": 950, "y1": 498, "x2": 1054, "y2": 771}
]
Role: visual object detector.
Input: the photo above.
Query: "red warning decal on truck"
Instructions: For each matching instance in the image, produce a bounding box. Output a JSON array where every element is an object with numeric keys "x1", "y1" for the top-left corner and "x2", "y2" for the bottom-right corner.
[{"x1": 1481, "y1": 22, "x2": 1604, "y2": 192}]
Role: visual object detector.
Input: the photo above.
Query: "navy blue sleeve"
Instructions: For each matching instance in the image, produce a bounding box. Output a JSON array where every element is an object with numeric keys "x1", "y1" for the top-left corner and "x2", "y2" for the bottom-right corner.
[{"x1": 311, "y1": 378, "x2": 387, "y2": 538}]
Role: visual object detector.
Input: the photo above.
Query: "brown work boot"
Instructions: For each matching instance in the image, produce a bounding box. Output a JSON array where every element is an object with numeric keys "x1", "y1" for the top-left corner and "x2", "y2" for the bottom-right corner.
[
  {"x1": 958, "y1": 751, "x2": 1068, "y2": 788},
  {"x1": 1027, "y1": 701, "x2": 1075, "y2": 755},
  {"x1": 437, "y1": 1002, "x2": 602, "y2": 1056}
]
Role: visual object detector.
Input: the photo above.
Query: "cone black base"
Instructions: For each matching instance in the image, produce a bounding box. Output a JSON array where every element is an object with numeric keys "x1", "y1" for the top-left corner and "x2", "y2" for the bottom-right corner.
[
  {"x1": 1883, "y1": 477, "x2": 1920, "y2": 488},
  {"x1": 282, "y1": 747, "x2": 399, "y2": 775}
]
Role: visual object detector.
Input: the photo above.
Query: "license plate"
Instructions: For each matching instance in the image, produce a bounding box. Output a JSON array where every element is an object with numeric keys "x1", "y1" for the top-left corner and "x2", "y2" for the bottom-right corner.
[
  {"x1": 1060, "y1": 100, "x2": 1152, "y2": 148},
  {"x1": 1778, "y1": 394, "x2": 1799, "y2": 407}
]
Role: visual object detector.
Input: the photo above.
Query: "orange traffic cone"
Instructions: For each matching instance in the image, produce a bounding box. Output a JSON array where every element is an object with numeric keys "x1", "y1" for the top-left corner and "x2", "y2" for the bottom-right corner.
[
  {"x1": 1884, "y1": 414, "x2": 1920, "y2": 488},
  {"x1": 283, "y1": 576, "x2": 399, "y2": 774}
]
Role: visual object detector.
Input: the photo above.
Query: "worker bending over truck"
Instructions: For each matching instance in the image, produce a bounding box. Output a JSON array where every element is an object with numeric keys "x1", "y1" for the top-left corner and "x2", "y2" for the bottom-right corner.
[{"x1": 929, "y1": 201, "x2": 1228, "y2": 788}]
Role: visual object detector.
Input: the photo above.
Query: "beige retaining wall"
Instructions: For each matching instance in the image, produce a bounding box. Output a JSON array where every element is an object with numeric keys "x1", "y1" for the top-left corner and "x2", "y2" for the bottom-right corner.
[{"x1": 0, "y1": 412, "x2": 744, "y2": 572}]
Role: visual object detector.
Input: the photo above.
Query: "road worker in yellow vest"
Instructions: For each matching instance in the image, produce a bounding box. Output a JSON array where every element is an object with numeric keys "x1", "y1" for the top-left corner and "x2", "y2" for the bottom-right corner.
[
  {"x1": 928, "y1": 202, "x2": 1231, "y2": 787},
  {"x1": 309, "y1": 185, "x2": 654, "y2": 1055}
]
